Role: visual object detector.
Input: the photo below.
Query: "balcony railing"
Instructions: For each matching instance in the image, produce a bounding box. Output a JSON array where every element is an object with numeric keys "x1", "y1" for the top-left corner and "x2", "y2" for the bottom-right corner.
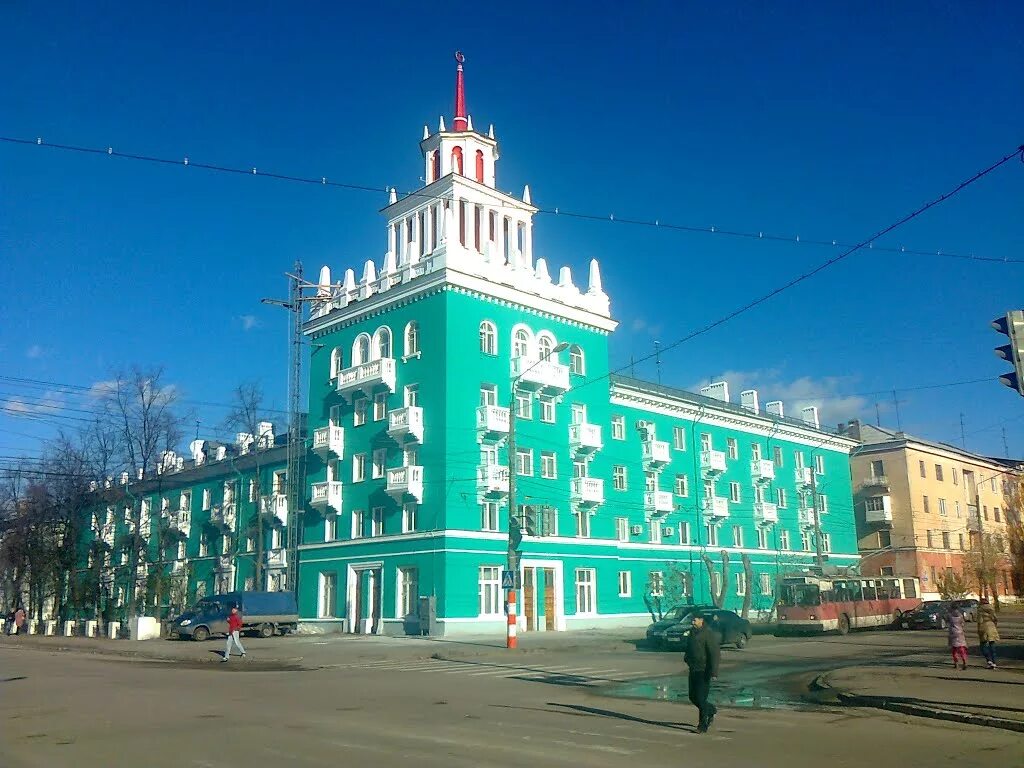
[
  {"x1": 266, "y1": 548, "x2": 288, "y2": 569},
  {"x1": 755, "y1": 501, "x2": 779, "y2": 525},
  {"x1": 388, "y1": 406, "x2": 424, "y2": 443},
  {"x1": 795, "y1": 467, "x2": 813, "y2": 487},
  {"x1": 700, "y1": 449, "x2": 726, "y2": 475},
  {"x1": 701, "y1": 496, "x2": 729, "y2": 518},
  {"x1": 210, "y1": 502, "x2": 237, "y2": 531},
  {"x1": 571, "y1": 477, "x2": 605, "y2": 506},
  {"x1": 752, "y1": 459, "x2": 775, "y2": 483},
  {"x1": 312, "y1": 425, "x2": 345, "y2": 458},
  {"x1": 569, "y1": 422, "x2": 603, "y2": 454},
  {"x1": 261, "y1": 494, "x2": 289, "y2": 526},
  {"x1": 216, "y1": 554, "x2": 233, "y2": 572},
  {"x1": 167, "y1": 510, "x2": 191, "y2": 538},
  {"x1": 386, "y1": 465, "x2": 424, "y2": 502},
  {"x1": 336, "y1": 358, "x2": 396, "y2": 401},
  {"x1": 476, "y1": 405, "x2": 510, "y2": 441},
  {"x1": 859, "y1": 475, "x2": 890, "y2": 490},
  {"x1": 477, "y1": 464, "x2": 509, "y2": 495},
  {"x1": 798, "y1": 508, "x2": 816, "y2": 528},
  {"x1": 310, "y1": 481, "x2": 342, "y2": 512},
  {"x1": 510, "y1": 355, "x2": 570, "y2": 393},
  {"x1": 644, "y1": 490, "x2": 674, "y2": 516},
  {"x1": 643, "y1": 439, "x2": 671, "y2": 466}
]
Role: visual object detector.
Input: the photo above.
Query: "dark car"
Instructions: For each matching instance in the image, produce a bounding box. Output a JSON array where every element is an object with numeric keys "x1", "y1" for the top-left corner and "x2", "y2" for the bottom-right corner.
[
  {"x1": 645, "y1": 605, "x2": 712, "y2": 648},
  {"x1": 950, "y1": 599, "x2": 979, "y2": 622},
  {"x1": 899, "y1": 600, "x2": 952, "y2": 630},
  {"x1": 663, "y1": 608, "x2": 752, "y2": 649}
]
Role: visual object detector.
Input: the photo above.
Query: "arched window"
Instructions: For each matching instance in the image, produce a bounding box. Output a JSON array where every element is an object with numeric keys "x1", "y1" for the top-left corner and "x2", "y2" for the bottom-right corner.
[
  {"x1": 451, "y1": 146, "x2": 464, "y2": 176},
  {"x1": 374, "y1": 327, "x2": 393, "y2": 360},
  {"x1": 430, "y1": 151, "x2": 440, "y2": 182},
  {"x1": 331, "y1": 347, "x2": 344, "y2": 378},
  {"x1": 569, "y1": 345, "x2": 585, "y2": 375},
  {"x1": 512, "y1": 327, "x2": 532, "y2": 359},
  {"x1": 352, "y1": 334, "x2": 371, "y2": 366},
  {"x1": 475, "y1": 149, "x2": 484, "y2": 183},
  {"x1": 404, "y1": 321, "x2": 420, "y2": 356},
  {"x1": 537, "y1": 333, "x2": 556, "y2": 361},
  {"x1": 479, "y1": 321, "x2": 497, "y2": 355}
]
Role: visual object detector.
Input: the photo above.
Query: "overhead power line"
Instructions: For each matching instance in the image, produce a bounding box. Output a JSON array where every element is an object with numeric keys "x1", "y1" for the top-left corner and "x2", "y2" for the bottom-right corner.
[{"x1": 3, "y1": 135, "x2": 1023, "y2": 265}]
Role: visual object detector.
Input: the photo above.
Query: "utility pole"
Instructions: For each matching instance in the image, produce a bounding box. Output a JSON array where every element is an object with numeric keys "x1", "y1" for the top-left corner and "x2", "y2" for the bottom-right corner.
[
  {"x1": 960, "y1": 413, "x2": 967, "y2": 449},
  {"x1": 1002, "y1": 427, "x2": 1010, "y2": 459},
  {"x1": 892, "y1": 390, "x2": 902, "y2": 432},
  {"x1": 654, "y1": 341, "x2": 662, "y2": 385},
  {"x1": 810, "y1": 462, "x2": 824, "y2": 568}
]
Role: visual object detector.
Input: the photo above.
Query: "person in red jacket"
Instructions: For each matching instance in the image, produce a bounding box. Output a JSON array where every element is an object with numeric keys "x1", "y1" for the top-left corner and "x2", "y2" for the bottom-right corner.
[{"x1": 222, "y1": 605, "x2": 246, "y2": 662}]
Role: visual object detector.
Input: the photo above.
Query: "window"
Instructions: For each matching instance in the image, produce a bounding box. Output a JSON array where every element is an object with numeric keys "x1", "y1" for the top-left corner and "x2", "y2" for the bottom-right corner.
[
  {"x1": 705, "y1": 523, "x2": 719, "y2": 547},
  {"x1": 222, "y1": 534, "x2": 231, "y2": 555},
  {"x1": 727, "y1": 438, "x2": 738, "y2": 460},
  {"x1": 325, "y1": 513, "x2": 337, "y2": 542},
  {"x1": 613, "y1": 465, "x2": 627, "y2": 491},
  {"x1": 202, "y1": 489, "x2": 211, "y2": 510},
  {"x1": 271, "y1": 527, "x2": 282, "y2": 549},
  {"x1": 515, "y1": 393, "x2": 532, "y2": 419},
  {"x1": 318, "y1": 572, "x2": 338, "y2": 618},
  {"x1": 479, "y1": 384, "x2": 497, "y2": 407},
  {"x1": 959, "y1": 533, "x2": 965, "y2": 550},
  {"x1": 570, "y1": 403, "x2": 586, "y2": 425},
  {"x1": 822, "y1": 534, "x2": 832, "y2": 553},
  {"x1": 374, "y1": 326, "x2": 392, "y2": 359},
  {"x1": 402, "y1": 503, "x2": 417, "y2": 533},
  {"x1": 777, "y1": 488, "x2": 788, "y2": 508},
  {"x1": 330, "y1": 347, "x2": 344, "y2": 379},
  {"x1": 569, "y1": 345, "x2": 585, "y2": 375},
  {"x1": 616, "y1": 517, "x2": 629, "y2": 542},
  {"x1": 878, "y1": 530, "x2": 891, "y2": 548},
  {"x1": 481, "y1": 502, "x2": 499, "y2": 531},
  {"x1": 870, "y1": 459, "x2": 884, "y2": 477},
  {"x1": 512, "y1": 328, "x2": 530, "y2": 359},
  {"x1": 352, "y1": 333, "x2": 371, "y2": 365},
  {"x1": 373, "y1": 392, "x2": 388, "y2": 421},
  {"x1": 780, "y1": 530, "x2": 791, "y2": 550},
  {"x1": 679, "y1": 521, "x2": 691, "y2": 544},
  {"x1": 675, "y1": 474, "x2": 689, "y2": 497},
  {"x1": 926, "y1": 530, "x2": 935, "y2": 547},
  {"x1": 729, "y1": 482, "x2": 741, "y2": 503},
  {"x1": 248, "y1": 478, "x2": 257, "y2": 502},
  {"x1": 941, "y1": 531, "x2": 951, "y2": 549},
  {"x1": 353, "y1": 453, "x2": 366, "y2": 482},
  {"x1": 537, "y1": 333, "x2": 556, "y2": 360},
  {"x1": 177, "y1": 540, "x2": 186, "y2": 560},
  {"x1": 479, "y1": 566, "x2": 502, "y2": 616},
  {"x1": 650, "y1": 519, "x2": 662, "y2": 544},
  {"x1": 180, "y1": 491, "x2": 192, "y2": 510},
  {"x1": 618, "y1": 571, "x2": 632, "y2": 597},
  {"x1": 540, "y1": 396, "x2": 555, "y2": 423},
  {"x1": 800, "y1": 532, "x2": 811, "y2": 551},
  {"x1": 404, "y1": 385, "x2": 419, "y2": 408},
  {"x1": 818, "y1": 496, "x2": 828, "y2": 515},
  {"x1": 644, "y1": 471, "x2": 657, "y2": 493},
  {"x1": 673, "y1": 426, "x2": 687, "y2": 451},
  {"x1": 952, "y1": 468, "x2": 959, "y2": 486},
  {"x1": 991, "y1": 477, "x2": 997, "y2": 492},
  {"x1": 576, "y1": 510, "x2": 592, "y2": 538},
  {"x1": 372, "y1": 448, "x2": 386, "y2": 479},
  {"x1": 955, "y1": 501, "x2": 962, "y2": 518},
  {"x1": 934, "y1": 464, "x2": 944, "y2": 482},
  {"x1": 994, "y1": 507, "x2": 1002, "y2": 523},
  {"x1": 736, "y1": 573, "x2": 747, "y2": 596},
  {"x1": 814, "y1": 455, "x2": 825, "y2": 475},
  {"x1": 759, "y1": 573, "x2": 773, "y2": 596},
  {"x1": 732, "y1": 525, "x2": 743, "y2": 548},
  {"x1": 371, "y1": 507, "x2": 384, "y2": 536},
  {"x1": 354, "y1": 397, "x2": 368, "y2": 426},
  {"x1": 750, "y1": 443, "x2": 762, "y2": 462},
  {"x1": 516, "y1": 448, "x2": 533, "y2": 476},
  {"x1": 541, "y1": 451, "x2": 557, "y2": 479},
  {"x1": 919, "y1": 460, "x2": 927, "y2": 478},
  {"x1": 404, "y1": 322, "x2": 420, "y2": 356},
  {"x1": 398, "y1": 567, "x2": 419, "y2": 617},
  {"x1": 479, "y1": 321, "x2": 497, "y2": 355},
  {"x1": 773, "y1": 446, "x2": 784, "y2": 467},
  {"x1": 575, "y1": 569, "x2": 596, "y2": 615},
  {"x1": 611, "y1": 415, "x2": 625, "y2": 440},
  {"x1": 199, "y1": 533, "x2": 209, "y2": 557},
  {"x1": 573, "y1": 461, "x2": 586, "y2": 479},
  {"x1": 866, "y1": 496, "x2": 886, "y2": 512},
  {"x1": 938, "y1": 498, "x2": 947, "y2": 517},
  {"x1": 711, "y1": 571, "x2": 722, "y2": 598},
  {"x1": 922, "y1": 496, "x2": 930, "y2": 514}
]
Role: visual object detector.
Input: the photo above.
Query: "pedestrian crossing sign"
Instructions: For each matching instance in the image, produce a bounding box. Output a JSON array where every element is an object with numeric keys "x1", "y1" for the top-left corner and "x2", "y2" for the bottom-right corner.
[{"x1": 502, "y1": 570, "x2": 516, "y2": 589}]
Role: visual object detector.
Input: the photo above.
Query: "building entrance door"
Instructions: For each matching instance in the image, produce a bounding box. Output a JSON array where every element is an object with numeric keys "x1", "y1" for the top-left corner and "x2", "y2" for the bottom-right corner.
[
  {"x1": 521, "y1": 566, "x2": 556, "y2": 632},
  {"x1": 347, "y1": 563, "x2": 383, "y2": 634}
]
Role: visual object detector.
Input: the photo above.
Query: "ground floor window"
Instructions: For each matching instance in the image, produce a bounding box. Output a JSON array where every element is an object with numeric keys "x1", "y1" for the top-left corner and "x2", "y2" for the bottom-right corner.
[
  {"x1": 479, "y1": 566, "x2": 501, "y2": 616},
  {"x1": 402, "y1": 503, "x2": 417, "y2": 533},
  {"x1": 319, "y1": 572, "x2": 338, "y2": 618},
  {"x1": 575, "y1": 568, "x2": 596, "y2": 615},
  {"x1": 618, "y1": 570, "x2": 632, "y2": 597},
  {"x1": 398, "y1": 567, "x2": 419, "y2": 617},
  {"x1": 758, "y1": 573, "x2": 772, "y2": 596},
  {"x1": 736, "y1": 572, "x2": 747, "y2": 596}
]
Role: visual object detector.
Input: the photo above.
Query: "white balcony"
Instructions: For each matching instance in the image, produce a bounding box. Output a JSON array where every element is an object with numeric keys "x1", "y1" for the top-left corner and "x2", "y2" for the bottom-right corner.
[
  {"x1": 511, "y1": 355, "x2": 570, "y2": 393},
  {"x1": 798, "y1": 508, "x2": 816, "y2": 528},
  {"x1": 336, "y1": 358, "x2": 396, "y2": 401},
  {"x1": 755, "y1": 501, "x2": 779, "y2": 525},
  {"x1": 100, "y1": 521, "x2": 115, "y2": 547},
  {"x1": 209, "y1": 502, "x2": 236, "y2": 532},
  {"x1": 752, "y1": 459, "x2": 775, "y2": 483},
  {"x1": 387, "y1": 465, "x2": 424, "y2": 502},
  {"x1": 643, "y1": 438, "x2": 671, "y2": 467},
  {"x1": 571, "y1": 477, "x2": 605, "y2": 506},
  {"x1": 266, "y1": 548, "x2": 288, "y2": 569},
  {"x1": 569, "y1": 422, "x2": 603, "y2": 454},
  {"x1": 216, "y1": 554, "x2": 233, "y2": 573},
  {"x1": 702, "y1": 496, "x2": 730, "y2": 519},
  {"x1": 859, "y1": 475, "x2": 890, "y2": 491},
  {"x1": 701, "y1": 450, "x2": 727, "y2": 475},
  {"x1": 167, "y1": 510, "x2": 191, "y2": 538},
  {"x1": 795, "y1": 467, "x2": 813, "y2": 487},
  {"x1": 644, "y1": 490, "x2": 674, "y2": 516},
  {"x1": 312, "y1": 425, "x2": 345, "y2": 459},
  {"x1": 476, "y1": 405, "x2": 510, "y2": 442},
  {"x1": 170, "y1": 559, "x2": 186, "y2": 575},
  {"x1": 477, "y1": 464, "x2": 509, "y2": 496},
  {"x1": 388, "y1": 406, "x2": 424, "y2": 443},
  {"x1": 310, "y1": 481, "x2": 342, "y2": 513},
  {"x1": 261, "y1": 493, "x2": 289, "y2": 526},
  {"x1": 864, "y1": 495, "x2": 893, "y2": 524}
]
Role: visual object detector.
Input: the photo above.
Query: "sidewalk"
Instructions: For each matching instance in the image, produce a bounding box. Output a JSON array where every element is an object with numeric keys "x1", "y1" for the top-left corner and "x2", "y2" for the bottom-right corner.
[{"x1": 819, "y1": 652, "x2": 1024, "y2": 733}]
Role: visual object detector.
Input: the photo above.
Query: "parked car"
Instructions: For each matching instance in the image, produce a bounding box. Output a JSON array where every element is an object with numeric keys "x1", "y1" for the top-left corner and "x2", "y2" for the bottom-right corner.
[
  {"x1": 899, "y1": 600, "x2": 952, "y2": 630},
  {"x1": 663, "y1": 608, "x2": 752, "y2": 649},
  {"x1": 645, "y1": 605, "x2": 712, "y2": 648},
  {"x1": 168, "y1": 591, "x2": 298, "y2": 641},
  {"x1": 950, "y1": 599, "x2": 979, "y2": 622}
]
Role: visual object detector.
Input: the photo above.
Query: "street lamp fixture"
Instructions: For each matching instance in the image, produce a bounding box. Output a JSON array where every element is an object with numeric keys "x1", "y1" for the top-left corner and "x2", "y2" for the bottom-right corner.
[{"x1": 506, "y1": 341, "x2": 569, "y2": 649}]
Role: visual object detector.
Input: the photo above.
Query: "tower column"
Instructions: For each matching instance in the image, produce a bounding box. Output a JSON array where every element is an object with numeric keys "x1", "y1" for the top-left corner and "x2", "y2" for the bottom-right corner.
[
  {"x1": 400, "y1": 217, "x2": 410, "y2": 265},
  {"x1": 424, "y1": 206, "x2": 433, "y2": 254},
  {"x1": 387, "y1": 222, "x2": 396, "y2": 259},
  {"x1": 523, "y1": 221, "x2": 533, "y2": 269}
]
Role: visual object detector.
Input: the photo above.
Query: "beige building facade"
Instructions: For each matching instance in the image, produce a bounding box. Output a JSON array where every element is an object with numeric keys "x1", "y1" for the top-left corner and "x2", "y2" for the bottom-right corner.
[{"x1": 840, "y1": 422, "x2": 1021, "y2": 601}]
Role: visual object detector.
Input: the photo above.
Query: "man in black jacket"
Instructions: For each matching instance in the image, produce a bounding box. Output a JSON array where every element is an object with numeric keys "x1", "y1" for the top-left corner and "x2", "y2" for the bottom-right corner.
[{"x1": 683, "y1": 611, "x2": 721, "y2": 733}]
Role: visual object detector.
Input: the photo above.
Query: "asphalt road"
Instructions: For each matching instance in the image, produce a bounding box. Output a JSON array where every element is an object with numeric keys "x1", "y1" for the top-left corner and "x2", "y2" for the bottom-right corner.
[{"x1": 2, "y1": 624, "x2": 1021, "y2": 768}]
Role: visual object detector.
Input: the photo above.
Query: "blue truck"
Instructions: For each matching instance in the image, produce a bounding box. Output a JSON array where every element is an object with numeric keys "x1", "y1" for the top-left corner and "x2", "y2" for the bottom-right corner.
[{"x1": 169, "y1": 591, "x2": 298, "y2": 641}]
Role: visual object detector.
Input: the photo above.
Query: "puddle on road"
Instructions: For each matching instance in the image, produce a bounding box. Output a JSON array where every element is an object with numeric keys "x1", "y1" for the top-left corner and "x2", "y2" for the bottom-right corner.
[{"x1": 600, "y1": 675, "x2": 817, "y2": 711}]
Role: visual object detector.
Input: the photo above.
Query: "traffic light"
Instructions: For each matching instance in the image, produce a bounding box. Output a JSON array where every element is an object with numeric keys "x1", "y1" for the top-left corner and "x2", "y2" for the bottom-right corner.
[
  {"x1": 992, "y1": 310, "x2": 1024, "y2": 396},
  {"x1": 509, "y1": 512, "x2": 523, "y2": 551}
]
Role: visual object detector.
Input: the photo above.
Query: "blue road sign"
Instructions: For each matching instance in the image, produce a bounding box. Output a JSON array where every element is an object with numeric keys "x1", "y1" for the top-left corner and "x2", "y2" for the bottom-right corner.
[{"x1": 502, "y1": 570, "x2": 516, "y2": 589}]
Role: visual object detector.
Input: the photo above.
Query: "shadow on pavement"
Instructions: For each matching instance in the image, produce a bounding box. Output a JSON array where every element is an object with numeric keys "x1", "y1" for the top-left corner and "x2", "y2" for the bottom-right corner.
[
  {"x1": 850, "y1": 694, "x2": 1024, "y2": 715},
  {"x1": 546, "y1": 702, "x2": 696, "y2": 732}
]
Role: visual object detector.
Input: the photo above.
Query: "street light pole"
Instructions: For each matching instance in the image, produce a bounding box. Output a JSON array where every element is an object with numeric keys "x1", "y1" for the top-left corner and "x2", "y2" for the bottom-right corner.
[{"x1": 506, "y1": 342, "x2": 568, "y2": 650}]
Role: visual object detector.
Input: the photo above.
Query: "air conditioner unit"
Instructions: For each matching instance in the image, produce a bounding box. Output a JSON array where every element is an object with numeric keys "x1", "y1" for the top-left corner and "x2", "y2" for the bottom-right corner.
[
  {"x1": 635, "y1": 419, "x2": 651, "y2": 431},
  {"x1": 663, "y1": 526, "x2": 675, "y2": 536},
  {"x1": 630, "y1": 524, "x2": 643, "y2": 535}
]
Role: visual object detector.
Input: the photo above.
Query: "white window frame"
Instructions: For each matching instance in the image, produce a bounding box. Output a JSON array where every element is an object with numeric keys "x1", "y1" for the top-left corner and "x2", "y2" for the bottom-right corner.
[
  {"x1": 729, "y1": 482, "x2": 741, "y2": 503},
  {"x1": 705, "y1": 523, "x2": 719, "y2": 547},
  {"x1": 516, "y1": 448, "x2": 534, "y2": 477},
  {"x1": 352, "y1": 509, "x2": 365, "y2": 539},
  {"x1": 673, "y1": 426, "x2": 687, "y2": 451},
  {"x1": 398, "y1": 567, "x2": 419, "y2": 617},
  {"x1": 372, "y1": 448, "x2": 387, "y2": 479},
  {"x1": 757, "y1": 527, "x2": 768, "y2": 549},
  {"x1": 780, "y1": 530, "x2": 791, "y2": 551},
  {"x1": 759, "y1": 573, "x2": 773, "y2": 596},
  {"x1": 371, "y1": 507, "x2": 384, "y2": 537},
  {"x1": 402, "y1": 503, "x2": 417, "y2": 533},
  {"x1": 675, "y1": 474, "x2": 689, "y2": 497},
  {"x1": 481, "y1": 502, "x2": 499, "y2": 532},
  {"x1": 353, "y1": 453, "x2": 367, "y2": 482},
  {"x1": 540, "y1": 396, "x2": 555, "y2": 423},
  {"x1": 515, "y1": 392, "x2": 532, "y2": 419},
  {"x1": 613, "y1": 465, "x2": 627, "y2": 491},
  {"x1": 727, "y1": 437, "x2": 738, "y2": 459},
  {"x1": 815, "y1": 454, "x2": 825, "y2": 475},
  {"x1": 569, "y1": 345, "x2": 585, "y2": 375},
  {"x1": 541, "y1": 451, "x2": 557, "y2": 479},
  {"x1": 611, "y1": 415, "x2": 625, "y2": 440},
  {"x1": 479, "y1": 566, "x2": 502, "y2": 616},
  {"x1": 575, "y1": 568, "x2": 596, "y2": 616},
  {"x1": 404, "y1": 321, "x2": 420, "y2": 357},
  {"x1": 479, "y1": 321, "x2": 497, "y2": 355},
  {"x1": 373, "y1": 392, "x2": 388, "y2": 421},
  {"x1": 354, "y1": 397, "x2": 368, "y2": 426},
  {"x1": 202, "y1": 489, "x2": 211, "y2": 511},
  {"x1": 575, "y1": 510, "x2": 592, "y2": 538},
  {"x1": 650, "y1": 519, "x2": 663, "y2": 544},
  {"x1": 615, "y1": 517, "x2": 629, "y2": 542},
  {"x1": 736, "y1": 572, "x2": 747, "y2": 596},
  {"x1": 318, "y1": 572, "x2": 338, "y2": 618},
  {"x1": 324, "y1": 513, "x2": 337, "y2": 542},
  {"x1": 679, "y1": 521, "x2": 691, "y2": 545},
  {"x1": 404, "y1": 384, "x2": 419, "y2": 408},
  {"x1": 618, "y1": 571, "x2": 632, "y2": 598},
  {"x1": 732, "y1": 525, "x2": 743, "y2": 548},
  {"x1": 777, "y1": 488, "x2": 787, "y2": 508}
]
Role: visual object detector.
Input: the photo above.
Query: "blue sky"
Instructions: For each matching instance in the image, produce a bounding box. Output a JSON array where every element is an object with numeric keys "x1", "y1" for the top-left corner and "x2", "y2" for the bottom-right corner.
[{"x1": 2, "y1": 2, "x2": 1023, "y2": 459}]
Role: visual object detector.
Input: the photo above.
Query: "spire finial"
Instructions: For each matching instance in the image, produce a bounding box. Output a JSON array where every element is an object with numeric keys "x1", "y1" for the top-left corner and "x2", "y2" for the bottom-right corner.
[{"x1": 453, "y1": 51, "x2": 468, "y2": 132}]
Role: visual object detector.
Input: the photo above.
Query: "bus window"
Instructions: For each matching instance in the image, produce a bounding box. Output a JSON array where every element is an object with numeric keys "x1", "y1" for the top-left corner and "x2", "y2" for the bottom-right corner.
[
  {"x1": 862, "y1": 583, "x2": 878, "y2": 601},
  {"x1": 847, "y1": 581, "x2": 864, "y2": 601},
  {"x1": 882, "y1": 579, "x2": 900, "y2": 599},
  {"x1": 780, "y1": 583, "x2": 820, "y2": 607},
  {"x1": 903, "y1": 579, "x2": 917, "y2": 599}
]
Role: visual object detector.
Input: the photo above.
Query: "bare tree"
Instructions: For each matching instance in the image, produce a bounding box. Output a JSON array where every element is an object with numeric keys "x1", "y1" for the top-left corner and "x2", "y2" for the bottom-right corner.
[
  {"x1": 740, "y1": 554, "x2": 754, "y2": 619},
  {"x1": 702, "y1": 550, "x2": 730, "y2": 608}
]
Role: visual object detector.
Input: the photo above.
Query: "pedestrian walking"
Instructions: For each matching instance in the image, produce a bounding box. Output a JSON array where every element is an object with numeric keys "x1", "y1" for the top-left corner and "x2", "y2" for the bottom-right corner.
[
  {"x1": 683, "y1": 611, "x2": 721, "y2": 733},
  {"x1": 947, "y1": 608, "x2": 968, "y2": 669},
  {"x1": 13, "y1": 606, "x2": 26, "y2": 636},
  {"x1": 976, "y1": 598, "x2": 1000, "y2": 669},
  {"x1": 222, "y1": 605, "x2": 246, "y2": 662}
]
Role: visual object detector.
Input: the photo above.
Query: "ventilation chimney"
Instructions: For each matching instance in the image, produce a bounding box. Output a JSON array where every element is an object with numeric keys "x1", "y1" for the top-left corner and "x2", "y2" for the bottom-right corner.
[
  {"x1": 740, "y1": 389, "x2": 759, "y2": 414},
  {"x1": 765, "y1": 401, "x2": 784, "y2": 418},
  {"x1": 700, "y1": 382, "x2": 730, "y2": 403},
  {"x1": 801, "y1": 406, "x2": 820, "y2": 429},
  {"x1": 258, "y1": 421, "x2": 274, "y2": 448}
]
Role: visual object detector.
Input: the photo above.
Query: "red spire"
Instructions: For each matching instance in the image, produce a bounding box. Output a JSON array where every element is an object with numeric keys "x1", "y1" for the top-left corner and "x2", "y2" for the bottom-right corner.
[{"x1": 453, "y1": 51, "x2": 468, "y2": 132}]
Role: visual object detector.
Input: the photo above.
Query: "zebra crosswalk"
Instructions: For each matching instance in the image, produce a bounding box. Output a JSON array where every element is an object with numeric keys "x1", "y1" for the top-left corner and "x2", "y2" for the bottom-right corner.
[{"x1": 326, "y1": 658, "x2": 659, "y2": 684}]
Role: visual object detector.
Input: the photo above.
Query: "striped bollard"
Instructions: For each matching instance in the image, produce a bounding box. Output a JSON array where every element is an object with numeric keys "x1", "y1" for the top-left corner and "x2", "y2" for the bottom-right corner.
[{"x1": 506, "y1": 589, "x2": 517, "y2": 649}]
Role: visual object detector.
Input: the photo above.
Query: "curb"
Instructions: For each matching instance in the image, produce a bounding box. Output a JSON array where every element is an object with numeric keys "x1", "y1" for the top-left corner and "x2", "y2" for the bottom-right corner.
[{"x1": 815, "y1": 673, "x2": 1024, "y2": 734}]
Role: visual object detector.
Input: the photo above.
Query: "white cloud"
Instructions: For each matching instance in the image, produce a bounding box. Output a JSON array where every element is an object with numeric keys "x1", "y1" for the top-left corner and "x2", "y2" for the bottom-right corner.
[
  {"x1": 88, "y1": 380, "x2": 119, "y2": 400},
  {"x1": 26, "y1": 344, "x2": 45, "y2": 359},
  {"x1": 0, "y1": 390, "x2": 66, "y2": 418},
  {"x1": 239, "y1": 315, "x2": 261, "y2": 331}
]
